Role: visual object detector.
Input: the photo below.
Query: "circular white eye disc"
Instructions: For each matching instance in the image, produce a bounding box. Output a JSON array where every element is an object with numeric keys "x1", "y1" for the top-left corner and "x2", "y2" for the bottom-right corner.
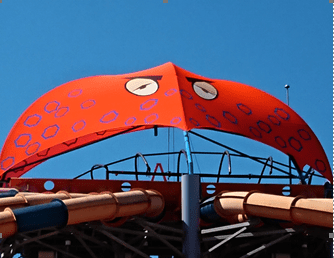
[
  {"x1": 193, "y1": 81, "x2": 218, "y2": 100},
  {"x1": 126, "y1": 78, "x2": 158, "y2": 96}
]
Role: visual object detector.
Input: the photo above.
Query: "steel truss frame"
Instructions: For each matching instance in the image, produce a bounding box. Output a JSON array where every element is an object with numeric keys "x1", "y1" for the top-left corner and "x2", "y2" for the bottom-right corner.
[{"x1": 1, "y1": 217, "x2": 331, "y2": 258}]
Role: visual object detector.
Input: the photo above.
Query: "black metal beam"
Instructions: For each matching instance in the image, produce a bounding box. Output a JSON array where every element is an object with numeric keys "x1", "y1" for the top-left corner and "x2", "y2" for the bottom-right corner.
[
  {"x1": 239, "y1": 233, "x2": 293, "y2": 258},
  {"x1": 94, "y1": 228, "x2": 150, "y2": 258},
  {"x1": 19, "y1": 233, "x2": 81, "y2": 258}
]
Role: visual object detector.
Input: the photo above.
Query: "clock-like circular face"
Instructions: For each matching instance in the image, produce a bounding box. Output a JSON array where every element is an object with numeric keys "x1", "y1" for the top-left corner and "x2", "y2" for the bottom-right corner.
[
  {"x1": 193, "y1": 81, "x2": 218, "y2": 100},
  {"x1": 125, "y1": 78, "x2": 159, "y2": 96}
]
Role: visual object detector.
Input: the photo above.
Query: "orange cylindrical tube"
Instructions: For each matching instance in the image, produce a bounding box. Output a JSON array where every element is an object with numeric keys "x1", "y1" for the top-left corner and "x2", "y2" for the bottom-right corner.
[
  {"x1": 214, "y1": 191, "x2": 248, "y2": 218},
  {"x1": 213, "y1": 191, "x2": 333, "y2": 228},
  {"x1": 0, "y1": 189, "x2": 165, "y2": 238},
  {"x1": 114, "y1": 190, "x2": 150, "y2": 217},
  {"x1": 64, "y1": 189, "x2": 165, "y2": 225},
  {"x1": 0, "y1": 191, "x2": 90, "y2": 212},
  {"x1": 141, "y1": 189, "x2": 165, "y2": 217},
  {"x1": 291, "y1": 198, "x2": 333, "y2": 228},
  {"x1": 0, "y1": 208, "x2": 17, "y2": 238},
  {"x1": 101, "y1": 189, "x2": 164, "y2": 227},
  {"x1": 0, "y1": 195, "x2": 27, "y2": 212},
  {"x1": 244, "y1": 192, "x2": 296, "y2": 221},
  {"x1": 22, "y1": 192, "x2": 71, "y2": 206},
  {"x1": 64, "y1": 194, "x2": 117, "y2": 225}
]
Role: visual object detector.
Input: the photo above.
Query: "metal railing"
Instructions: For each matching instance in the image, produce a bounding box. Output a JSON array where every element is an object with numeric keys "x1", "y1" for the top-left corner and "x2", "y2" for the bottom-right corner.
[{"x1": 73, "y1": 149, "x2": 324, "y2": 185}]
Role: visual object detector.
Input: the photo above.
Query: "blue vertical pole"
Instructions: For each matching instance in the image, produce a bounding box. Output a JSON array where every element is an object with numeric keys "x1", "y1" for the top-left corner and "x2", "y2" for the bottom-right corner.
[
  {"x1": 183, "y1": 131, "x2": 193, "y2": 175},
  {"x1": 182, "y1": 131, "x2": 200, "y2": 257}
]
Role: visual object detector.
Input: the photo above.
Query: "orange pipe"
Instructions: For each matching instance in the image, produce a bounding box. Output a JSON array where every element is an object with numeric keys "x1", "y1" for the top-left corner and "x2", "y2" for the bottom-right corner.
[
  {"x1": 0, "y1": 195, "x2": 27, "y2": 212},
  {"x1": 0, "y1": 189, "x2": 164, "y2": 238},
  {"x1": 291, "y1": 198, "x2": 333, "y2": 228},
  {"x1": 214, "y1": 191, "x2": 333, "y2": 228},
  {"x1": 0, "y1": 208, "x2": 17, "y2": 238},
  {"x1": 0, "y1": 191, "x2": 87, "y2": 211},
  {"x1": 65, "y1": 189, "x2": 164, "y2": 225}
]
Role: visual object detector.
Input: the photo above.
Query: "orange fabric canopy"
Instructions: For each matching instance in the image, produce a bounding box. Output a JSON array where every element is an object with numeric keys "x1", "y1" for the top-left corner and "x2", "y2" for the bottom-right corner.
[{"x1": 0, "y1": 62, "x2": 332, "y2": 182}]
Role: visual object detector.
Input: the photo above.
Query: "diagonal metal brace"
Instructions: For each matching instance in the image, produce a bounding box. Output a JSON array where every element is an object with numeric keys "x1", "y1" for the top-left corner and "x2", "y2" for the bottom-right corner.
[
  {"x1": 204, "y1": 226, "x2": 247, "y2": 255},
  {"x1": 201, "y1": 219, "x2": 260, "y2": 235},
  {"x1": 202, "y1": 228, "x2": 296, "y2": 242},
  {"x1": 73, "y1": 234, "x2": 98, "y2": 258},
  {"x1": 17, "y1": 230, "x2": 59, "y2": 247},
  {"x1": 136, "y1": 218, "x2": 183, "y2": 235},
  {"x1": 136, "y1": 220, "x2": 184, "y2": 258},
  {"x1": 96, "y1": 228, "x2": 150, "y2": 258},
  {"x1": 239, "y1": 233, "x2": 292, "y2": 258},
  {"x1": 63, "y1": 226, "x2": 114, "y2": 251},
  {"x1": 19, "y1": 233, "x2": 80, "y2": 258}
]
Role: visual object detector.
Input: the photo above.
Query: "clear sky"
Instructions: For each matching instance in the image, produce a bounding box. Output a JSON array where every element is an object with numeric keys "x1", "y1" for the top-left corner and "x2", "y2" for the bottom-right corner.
[{"x1": 0, "y1": 1, "x2": 332, "y2": 186}]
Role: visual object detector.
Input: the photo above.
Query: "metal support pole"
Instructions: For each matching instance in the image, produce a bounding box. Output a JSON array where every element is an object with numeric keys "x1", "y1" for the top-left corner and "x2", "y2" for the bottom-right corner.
[
  {"x1": 182, "y1": 131, "x2": 200, "y2": 257},
  {"x1": 288, "y1": 157, "x2": 292, "y2": 185},
  {"x1": 285, "y1": 84, "x2": 290, "y2": 106},
  {"x1": 285, "y1": 84, "x2": 293, "y2": 185},
  {"x1": 182, "y1": 174, "x2": 200, "y2": 258}
]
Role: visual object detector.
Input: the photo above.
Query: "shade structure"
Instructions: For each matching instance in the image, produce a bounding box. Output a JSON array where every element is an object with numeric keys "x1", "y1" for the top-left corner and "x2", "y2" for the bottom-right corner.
[{"x1": 0, "y1": 62, "x2": 331, "y2": 182}]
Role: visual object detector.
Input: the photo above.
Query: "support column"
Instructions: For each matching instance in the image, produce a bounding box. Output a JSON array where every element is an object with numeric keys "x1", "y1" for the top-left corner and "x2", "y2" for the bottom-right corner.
[
  {"x1": 182, "y1": 174, "x2": 200, "y2": 257},
  {"x1": 182, "y1": 131, "x2": 200, "y2": 257}
]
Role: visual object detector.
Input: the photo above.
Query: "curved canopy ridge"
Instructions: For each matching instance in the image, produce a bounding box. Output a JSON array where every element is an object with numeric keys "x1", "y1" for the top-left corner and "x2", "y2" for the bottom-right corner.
[{"x1": 0, "y1": 62, "x2": 332, "y2": 182}]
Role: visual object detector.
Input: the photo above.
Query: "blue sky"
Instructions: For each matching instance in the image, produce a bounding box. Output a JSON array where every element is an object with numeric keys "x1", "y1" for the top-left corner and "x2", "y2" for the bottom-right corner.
[{"x1": 0, "y1": 1, "x2": 332, "y2": 186}]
